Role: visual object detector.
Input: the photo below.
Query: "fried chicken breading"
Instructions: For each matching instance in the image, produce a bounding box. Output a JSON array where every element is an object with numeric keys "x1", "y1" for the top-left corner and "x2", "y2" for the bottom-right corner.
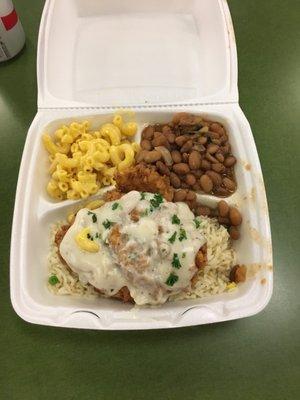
[{"x1": 115, "y1": 164, "x2": 174, "y2": 202}]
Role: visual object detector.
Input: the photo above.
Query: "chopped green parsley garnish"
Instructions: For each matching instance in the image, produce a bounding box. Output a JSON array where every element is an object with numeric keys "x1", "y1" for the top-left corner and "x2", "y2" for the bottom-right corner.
[
  {"x1": 140, "y1": 192, "x2": 146, "y2": 200},
  {"x1": 168, "y1": 231, "x2": 177, "y2": 244},
  {"x1": 94, "y1": 232, "x2": 100, "y2": 239},
  {"x1": 112, "y1": 202, "x2": 120, "y2": 210},
  {"x1": 48, "y1": 275, "x2": 59, "y2": 286},
  {"x1": 165, "y1": 273, "x2": 179, "y2": 286},
  {"x1": 141, "y1": 209, "x2": 149, "y2": 217},
  {"x1": 182, "y1": 252, "x2": 186, "y2": 258},
  {"x1": 172, "y1": 253, "x2": 181, "y2": 269},
  {"x1": 88, "y1": 211, "x2": 97, "y2": 223},
  {"x1": 150, "y1": 193, "x2": 164, "y2": 210},
  {"x1": 172, "y1": 215, "x2": 181, "y2": 225},
  {"x1": 102, "y1": 219, "x2": 113, "y2": 229},
  {"x1": 179, "y1": 228, "x2": 187, "y2": 241},
  {"x1": 194, "y1": 218, "x2": 201, "y2": 229}
]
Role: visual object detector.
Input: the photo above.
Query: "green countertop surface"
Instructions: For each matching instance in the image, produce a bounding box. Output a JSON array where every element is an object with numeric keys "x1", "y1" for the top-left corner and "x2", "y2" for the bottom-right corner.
[{"x1": 0, "y1": 1, "x2": 299, "y2": 399}]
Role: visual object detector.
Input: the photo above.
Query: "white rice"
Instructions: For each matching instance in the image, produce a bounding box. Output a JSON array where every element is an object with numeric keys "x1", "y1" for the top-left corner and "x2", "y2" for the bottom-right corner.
[
  {"x1": 47, "y1": 217, "x2": 236, "y2": 301},
  {"x1": 172, "y1": 216, "x2": 236, "y2": 300},
  {"x1": 47, "y1": 222, "x2": 97, "y2": 298}
]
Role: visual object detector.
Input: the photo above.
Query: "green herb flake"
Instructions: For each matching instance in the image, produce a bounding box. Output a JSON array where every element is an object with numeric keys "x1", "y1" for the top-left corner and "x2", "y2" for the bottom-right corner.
[
  {"x1": 171, "y1": 215, "x2": 181, "y2": 225},
  {"x1": 48, "y1": 275, "x2": 59, "y2": 286},
  {"x1": 150, "y1": 193, "x2": 164, "y2": 210},
  {"x1": 94, "y1": 232, "x2": 100, "y2": 239},
  {"x1": 140, "y1": 192, "x2": 146, "y2": 200},
  {"x1": 165, "y1": 273, "x2": 179, "y2": 287},
  {"x1": 179, "y1": 228, "x2": 187, "y2": 241},
  {"x1": 141, "y1": 209, "x2": 149, "y2": 217},
  {"x1": 172, "y1": 253, "x2": 182, "y2": 269},
  {"x1": 194, "y1": 218, "x2": 201, "y2": 229},
  {"x1": 112, "y1": 202, "x2": 119, "y2": 210},
  {"x1": 102, "y1": 219, "x2": 113, "y2": 229},
  {"x1": 88, "y1": 211, "x2": 97, "y2": 223},
  {"x1": 168, "y1": 231, "x2": 177, "y2": 244},
  {"x1": 182, "y1": 252, "x2": 186, "y2": 259}
]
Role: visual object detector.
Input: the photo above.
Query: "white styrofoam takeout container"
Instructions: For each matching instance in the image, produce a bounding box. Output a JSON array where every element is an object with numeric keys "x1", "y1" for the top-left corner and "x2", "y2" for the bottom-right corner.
[{"x1": 10, "y1": 0, "x2": 273, "y2": 330}]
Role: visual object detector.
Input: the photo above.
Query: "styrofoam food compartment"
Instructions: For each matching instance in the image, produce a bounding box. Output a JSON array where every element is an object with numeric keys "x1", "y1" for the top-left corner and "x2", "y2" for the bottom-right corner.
[{"x1": 10, "y1": 0, "x2": 273, "y2": 329}]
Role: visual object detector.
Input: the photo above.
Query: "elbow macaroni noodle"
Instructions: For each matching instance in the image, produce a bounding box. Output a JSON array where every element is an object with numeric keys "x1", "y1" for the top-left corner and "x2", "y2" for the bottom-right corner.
[{"x1": 43, "y1": 114, "x2": 138, "y2": 200}]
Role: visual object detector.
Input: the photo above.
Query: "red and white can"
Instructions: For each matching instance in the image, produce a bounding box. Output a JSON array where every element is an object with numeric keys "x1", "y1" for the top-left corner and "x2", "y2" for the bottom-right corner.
[{"x1": 0, "y1": 0, "x2": 25, "y2": 62}]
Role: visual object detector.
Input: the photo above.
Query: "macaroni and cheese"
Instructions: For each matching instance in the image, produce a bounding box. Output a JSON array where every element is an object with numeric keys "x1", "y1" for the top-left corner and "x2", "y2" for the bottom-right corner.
[{"x1": 42, "y1": 115, "x2": 139, "y2": 200}]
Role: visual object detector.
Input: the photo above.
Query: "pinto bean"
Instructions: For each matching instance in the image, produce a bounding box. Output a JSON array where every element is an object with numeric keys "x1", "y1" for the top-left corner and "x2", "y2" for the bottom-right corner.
[
  {"x1": 212, "y1": 163, "x2": 225, "y2": 173},
  {"x1": 206, "y1": 131, "x2": 220, "y2": 140},
  {"x1": 223, "y1": 177, "x2": 236, "y2": 191},
  {"x1": 218, "y1": 200, "x2": 230, "y2": 217},
  {"x1": 206, "y1": 152, "x2": 219, "y2": 163},
  {"x1": 215, "y1": 153, "x2": 225, "y2": 163},
  {"x1": 186, "y1": 190, "x2": 196, "y2": 201},
  {"x1": 229, "y1": 226, "x2": 240, "y2": 240},
  {"x1": 219, "y1": 134, "x2": 228, "y2": 144},
  {"x1": 166, "y1": 132, "x2": 176, "y2": 143},
  {"x1": 174, "y1": 189, "x2": 188, "y2": 202},
  {"x1": 198, "y1": 136, "x2": 207, "y2": 145},
  {"x1": 141, "y1": 139, "x2": 152, "y2": 151},
  {"x1": 214, "y1": 186, "x2": 230, "y2": 197},
  {"x1": 142, "y1": 126, "x2": 154, "y2": 140},
  {"x1": 192, "y1": 145, "x2": 205, "y2": 155},
  {"x1": 210, "y1": 122, "x2": 225, "y2": 135},
  {"x1": 171, "y1": 150, "x2": 182, "y2": 163},
  {"x1": 143, "y1": 150, "x2": 161, "y2": 163},
  {"x1": 172, "y1": 112, "x2": 190, "y2": 124},
  {"x1": 206, "y1": 170, "x2": 222, "y2": 186},
  {"x1": 224, "y1": 156, "x2": 237, "y2": 167},
  {"x1": 207, "y1": 144, "x2": 219, "y2": 154},
  {"x1": 192, "y1": 183, "x2": 201, "y2": 191},
  {"x1": 188, "y1": 151, "x2": 201, "y2": 170},
  {"x1": 229, "y1": 207, "x2": 242, "y2": 226},
  {"x1": 154, "y1": 131, "x2": 162, "y2": 138},
  {"x1": 199, "y1": 174, "x2": 213, "y2": 193},
  {"x1": 230, "y1": 265, "x2": 246, "y2": 283},
  {"x1": 185, "y1": 174, "x2": 196, "y2": 186},
  {"x1": 180, "y1": 140, "x2": 193, "y2": 153},
  {"x1": 201, "y1": 159, "x2": 211, "y2": 171},
  {"x1": 175, "y1": 135, "x2": 189, "y2": 147},
  {"x1": 173, "y1": 163, "x2": 190, "y2": 175},
  {"x1": 152, "y1": 135, "x2": 168, "y2": 148},
  {"x1": 162, "y1": 125, "x2": 172, "y2": 135},
  {"x1": 220, "y1": 144, "x2": 231, "y2": 154},
  {"x1": 156, "y1": 161, "x2": 170, "y2": 176},
  {"x1": 170, "y1": 172, "x2": 181, "y2": 188}
]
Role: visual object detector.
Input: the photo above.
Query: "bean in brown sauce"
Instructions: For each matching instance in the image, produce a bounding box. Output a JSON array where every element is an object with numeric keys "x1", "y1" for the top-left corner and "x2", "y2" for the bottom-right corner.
[
  {"x1": 171, "y1": 150, "x2": 182, "y2": 164},
  {"x1": 137, "y1": 114, "x2": 237, "y2": 197},
  {"x1": 199, "y1": 174, "x2": 213, "y2": 193}
]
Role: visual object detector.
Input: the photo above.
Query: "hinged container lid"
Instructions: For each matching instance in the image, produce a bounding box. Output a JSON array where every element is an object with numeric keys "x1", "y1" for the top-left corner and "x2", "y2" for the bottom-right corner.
[{"x1": 37, "y1": 0, "x2": 238, "y2": 109}]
